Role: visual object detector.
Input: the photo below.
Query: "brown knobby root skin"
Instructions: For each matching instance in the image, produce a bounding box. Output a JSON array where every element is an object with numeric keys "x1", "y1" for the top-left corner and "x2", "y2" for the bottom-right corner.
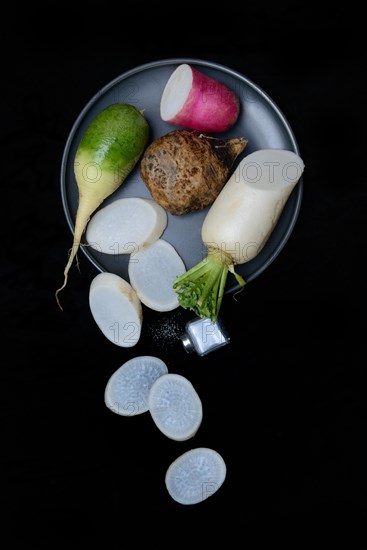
[{"x1": 140, "y1": 130, "x2": 247, "y2": 215}]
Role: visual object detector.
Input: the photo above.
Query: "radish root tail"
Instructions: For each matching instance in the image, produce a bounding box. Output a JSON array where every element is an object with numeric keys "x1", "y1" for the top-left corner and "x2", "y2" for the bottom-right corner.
[
  {"x1": 55, "y1": 244, "x2": 79, "y2": 310},
  {"x1": 55, "y1": 202, "x2": 92, "y2": 310}
]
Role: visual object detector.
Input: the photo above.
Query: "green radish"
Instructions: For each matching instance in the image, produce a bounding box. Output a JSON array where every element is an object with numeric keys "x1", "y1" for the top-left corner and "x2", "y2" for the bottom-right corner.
[{"x1": 56, "y1": 104, "x2": 149, "y2": 308}]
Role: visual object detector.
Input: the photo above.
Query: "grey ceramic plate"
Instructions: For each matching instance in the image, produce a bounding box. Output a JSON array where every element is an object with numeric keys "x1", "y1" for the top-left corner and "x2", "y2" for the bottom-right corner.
[{"x1": 61, "y1": 58, "x2": 303, "y2": 293}]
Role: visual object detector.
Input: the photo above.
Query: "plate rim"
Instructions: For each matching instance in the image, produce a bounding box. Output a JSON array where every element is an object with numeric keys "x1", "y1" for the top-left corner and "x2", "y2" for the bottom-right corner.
[{"x1": 60, "y1": 57, "x2": 303, "y2": 291}]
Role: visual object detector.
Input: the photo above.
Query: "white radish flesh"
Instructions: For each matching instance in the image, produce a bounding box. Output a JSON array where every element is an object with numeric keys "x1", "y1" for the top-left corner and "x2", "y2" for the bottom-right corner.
[
  {"x1": 86, "y1": 197, "x2": 167, "y2": 255},
  {"x1": 165, "y1": 448, "x2": 227, "y2": 505},
  {"x1": 202, "y1": 149, "x2": 305, "y2": 263},
  {"x1": 89, "y1": 272, "x2": 142, "y2": 348},
  {"x1": 128, "y1": 239, "x2": 186, "y2": 312},
  {"x1": 160, "y1": 64, "x2": 239, "y2": 133},
  {"x1": 104, "y1": 356, "x2": 168, "y2": 416},
  {"x1": 148, "y1": 374, "x2": 203, "y2": 441}
]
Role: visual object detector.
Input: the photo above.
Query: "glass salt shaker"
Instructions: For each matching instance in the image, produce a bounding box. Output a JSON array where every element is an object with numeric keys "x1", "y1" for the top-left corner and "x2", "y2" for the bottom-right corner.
[{"x1": 180, "y1": 316, "x2": 230, "y2": 356}]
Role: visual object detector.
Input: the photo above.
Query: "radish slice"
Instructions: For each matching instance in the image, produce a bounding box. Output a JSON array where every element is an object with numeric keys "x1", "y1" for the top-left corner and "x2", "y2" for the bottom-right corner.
[
  {"x1": 128, "y1": 239, "x2": 186, "y2": 312},
  {"x1": 160, "y1": 64, "x2": 239, "y2": 133},
  {"x1": 86, "y1": 197, "x2": 167, "y2": 255},
  {"x1": 148, "y1": 373, "x2": 203, "y2": 441},
  {"x1": 104, "y1": 356, "x2": 168, "y2": 416},
  {"x1": 89, "y1": 272, "x2": 142, "y2": 347},
  {"x1": 165, "y1": 448, "x2": 227, "y2": 505}
]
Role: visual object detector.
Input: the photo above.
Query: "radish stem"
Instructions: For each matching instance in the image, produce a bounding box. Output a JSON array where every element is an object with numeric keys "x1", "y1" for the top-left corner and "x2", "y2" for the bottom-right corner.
[{"x1": 173, "y1": 248, "x2": 245, "y2": 321}]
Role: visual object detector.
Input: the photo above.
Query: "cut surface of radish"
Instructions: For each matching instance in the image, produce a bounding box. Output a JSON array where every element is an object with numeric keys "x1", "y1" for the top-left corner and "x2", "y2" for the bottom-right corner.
[
  {"x1": 160, "y1": 64, "x2": 193, "y2": 122},
  {"x1": 148, "y1": 373, "x2": 202, "y2": 441},
  {"x1": 89, "y1": 272, "x2": 142, "y2": 347},
  {"x1": 160, "y1": 64, "x2": 239, "y2": 133},
  {"x1": 86, "y1": 197, "x2": 167, "y2": 255},
  {"x1": 165, "y1": 448, "x2": 227, "y2": 505},
  {"x1": 104, "y1": 356, "x2": 168, "y2": 416},
  {"x1": 128, "y1": 239, "x2": 186, "y2": 312}
]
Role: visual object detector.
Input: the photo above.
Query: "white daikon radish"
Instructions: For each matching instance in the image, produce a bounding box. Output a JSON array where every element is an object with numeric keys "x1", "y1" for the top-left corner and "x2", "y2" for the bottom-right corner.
[
  {"x1": 174, "y1": 149, "x2": 305, "y2": 321},
  {"x1": 86, "y1": 197, "x2": 167, "y2": 255},
  {"x1": 89, "y1": 272, "x2": 142, "y2": 347},
  {"x1": 104, "y1": 356, "x2": 168, "y2": 416},
  {"x1": 148, "y1": 374, "x2": 203, "y2": 441},
  {"x1": 165, "y1": 448, "x2": 227, "y2": 505},
  {"x1": 128, "y1": 239, "x2": 186, "y2": 312}
]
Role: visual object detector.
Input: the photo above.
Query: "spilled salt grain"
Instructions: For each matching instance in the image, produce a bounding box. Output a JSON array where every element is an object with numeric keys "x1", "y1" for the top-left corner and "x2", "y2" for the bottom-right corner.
[{"x1": 148, "y1": 313, "x2": 184, "y2": 348}]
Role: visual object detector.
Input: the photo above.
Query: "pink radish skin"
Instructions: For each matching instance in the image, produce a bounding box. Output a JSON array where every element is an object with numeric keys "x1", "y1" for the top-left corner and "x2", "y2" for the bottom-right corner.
[{"x1": 160, "y1": 64, "x2": 240, "y2": 133}]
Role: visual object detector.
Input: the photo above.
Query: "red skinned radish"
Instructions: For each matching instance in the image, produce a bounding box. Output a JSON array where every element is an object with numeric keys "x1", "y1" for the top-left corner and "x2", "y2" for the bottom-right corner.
[{"x1": 160, "y1": 64, "x2": 240, "y2": 132}]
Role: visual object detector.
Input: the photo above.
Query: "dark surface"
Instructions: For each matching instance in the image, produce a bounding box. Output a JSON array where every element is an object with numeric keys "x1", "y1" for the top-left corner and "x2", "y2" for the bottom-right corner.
[{"x1": 2, "y1": 4, "x2": 365, "y2": 544}]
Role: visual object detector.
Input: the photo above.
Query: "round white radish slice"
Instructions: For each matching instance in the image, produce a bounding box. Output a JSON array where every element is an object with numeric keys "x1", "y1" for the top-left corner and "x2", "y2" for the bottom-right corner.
[
  {"x1": 148, "y1": 373, "x2": 202, "y2": 441},
  {"x1": 104, "y1": 356, "x2": 168, "y2": 416},
  {"x1": 160, "y1": 64, "x2": 239, "y2": 133},
  {"x1": 89, "y1": 272, "x2": 142, "y2": 348},
  {"x1": 165, "y1": 448, "x2": 227, "y2": 505},
  {"x1": 128, "y1": 239, "x2": 186, "y2": 312},
  {"x1": 86, "y1": 197, "x2": 167, "y2": 255}
]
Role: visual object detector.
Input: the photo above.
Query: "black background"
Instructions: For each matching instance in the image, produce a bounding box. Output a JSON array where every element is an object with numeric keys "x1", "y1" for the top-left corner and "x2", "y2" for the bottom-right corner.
[{"x1": 2, "y1": 4, "x2": 365, "y2": 545}]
